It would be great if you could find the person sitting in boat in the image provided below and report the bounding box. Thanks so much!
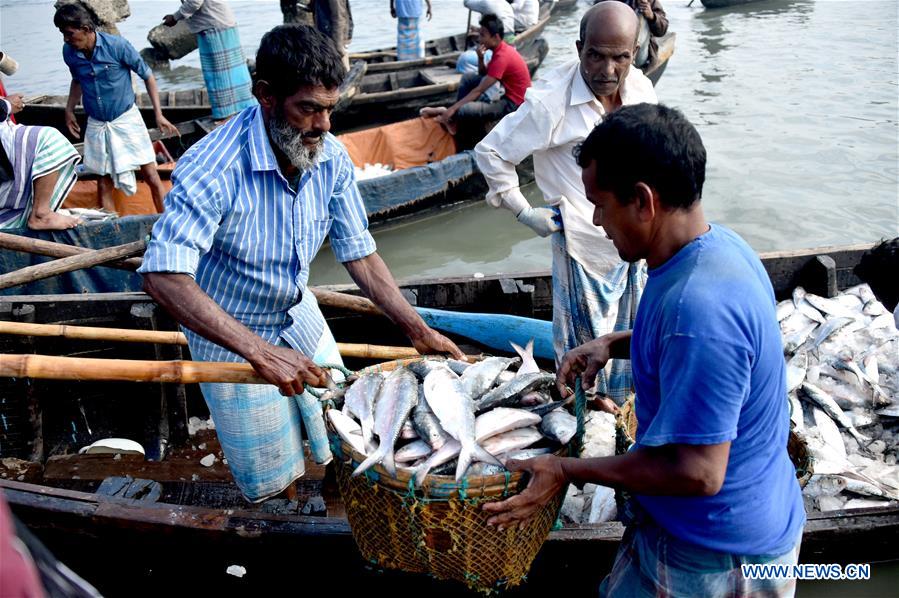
[161,0,257,122]
[0,92,83,230]
[464,0,516,41]
[602,0,669,68]
[474,1,656,404]
[432,15,531,137]
[138,24,462,504]
[484,103,806,598]
[54,3,178,214]
[390,0,433,61]
[510,0,539,33]
[854,237,899,327]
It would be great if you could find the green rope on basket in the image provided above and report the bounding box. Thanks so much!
[502,470,512,497]
[304,362,356,399]
[458,476,470,502]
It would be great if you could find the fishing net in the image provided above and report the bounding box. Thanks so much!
[325,358,578,594]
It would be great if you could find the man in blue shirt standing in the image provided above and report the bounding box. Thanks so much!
[138,24,462,503]
[55,3,178,214]
[484,104,806,597]
[390,0,432,61]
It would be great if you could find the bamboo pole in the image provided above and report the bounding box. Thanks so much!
[0,239,147,291]
[0,232,144,271]
[0,320,420,359]
[309,287,383,316]
[0,354,268,384]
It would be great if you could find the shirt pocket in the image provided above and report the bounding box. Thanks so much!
[301,216,333,267]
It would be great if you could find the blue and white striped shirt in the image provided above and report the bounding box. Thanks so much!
[139,105,376,362]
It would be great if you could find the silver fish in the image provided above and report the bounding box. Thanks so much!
[802,474,848,498]
[785,352,808,393]
[395,439,433,464]
[783,321,818,354]
[832,353,890,407]
[400,418,419,440]
[352,367,419,478]
[776,299,795,322]
[474,407,542,443]
[510,339,540,375]
[792,287,827,324]
[423,365,502,480]
[412,439,462,486]
[343,372,383,451]
[477,372,556,412]
[412,387,451,450]
[788,392,804,431]
[460,356,520,400]
[806,316,854,352]
[862,300,886,317]
[499,447,554,463]
[465,462,508,477]
[875,405,899,418]
[540,409,578,445]
[482,427,544,455]
[327,409,366,456]
[844,410,876,429]
[806,405,846,461]
[869,313,896,330]
[446,359,473,375]
[525,399,569,418]
[845,284,876,304]
[408,359,446,380]
[804,293,860,319]
[800,382,870,448]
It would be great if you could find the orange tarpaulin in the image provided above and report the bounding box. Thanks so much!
[338,117,456,171]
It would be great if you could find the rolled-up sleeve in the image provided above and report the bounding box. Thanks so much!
[327,152,376,263]
[175,0,206,20]
[118,38,152,80]
[138,157,223,276]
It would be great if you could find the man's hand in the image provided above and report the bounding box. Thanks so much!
[556,338,611,397]
[475,43,488,59]
[637,0,654,20]
[516,206,562,237]
[4,94,24,114]
[482,456,567,529]
[156,114,179,137]
[409,327,465,360]
[435,105,457,124]
[163,14,177,27]
[247,342,330,397]
[64,109,81,138]
[426,2,432,20]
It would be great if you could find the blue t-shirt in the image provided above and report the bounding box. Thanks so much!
[395,0,424,18]
[63,31,151,122]
[631,224,805,556]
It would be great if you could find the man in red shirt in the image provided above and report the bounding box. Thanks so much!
[436,14,531,130]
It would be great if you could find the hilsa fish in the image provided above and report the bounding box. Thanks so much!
[352,367,419,478]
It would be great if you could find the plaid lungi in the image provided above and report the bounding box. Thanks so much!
[396,16,424,61]
[0,121,80,229]
[552,229,646,403]
[600,500,801,597]
[198,324,344,503]
[197,27,257,120]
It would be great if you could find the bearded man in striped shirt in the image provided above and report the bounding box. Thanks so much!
[139,24,462,503]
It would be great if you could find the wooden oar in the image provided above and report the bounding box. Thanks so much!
[0,232,143,271]
[0,320,420,360]
[0,239,147,291]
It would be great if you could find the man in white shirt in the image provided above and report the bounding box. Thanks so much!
[464,0,516,40]
[511,0,539,32]
[474,0,656,404]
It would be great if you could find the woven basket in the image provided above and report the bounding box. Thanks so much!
[613,396,813,487]
[326,358,568,593]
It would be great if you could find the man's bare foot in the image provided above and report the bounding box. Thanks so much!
[28,211,82,230]
[419,106,446,119]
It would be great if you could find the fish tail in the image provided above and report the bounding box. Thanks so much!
[383,449,397,479]
[412,460,433,488]
[455,447,474,481]
[352,444,385,477]
[472,442,503,467]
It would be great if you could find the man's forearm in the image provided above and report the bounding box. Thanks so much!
[604,330,632,360]
[143,273,266,362]
[144,75,164,119]
[343,253,428,338]
[65,80,81,112]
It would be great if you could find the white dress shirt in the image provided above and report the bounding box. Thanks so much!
[511,0,540,31]
[474,60,657,278]
[174,0,237,34]
[463,0,516,36]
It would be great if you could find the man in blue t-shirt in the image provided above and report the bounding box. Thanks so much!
[484,104,805,597]
[390,0,432,61]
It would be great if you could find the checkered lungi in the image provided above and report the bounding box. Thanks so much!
[198,325,344,503]
[600,500,801,597]
[0,121,80,228]
[552,229,646,403]
[396,16,424,61]
[197,26,257,119]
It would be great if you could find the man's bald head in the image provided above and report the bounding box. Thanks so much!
[579,1,639,46]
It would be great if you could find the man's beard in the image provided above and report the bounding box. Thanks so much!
[268,108,324,172]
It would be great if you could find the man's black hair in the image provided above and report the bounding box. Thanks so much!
[574,103,706,210]
[255,24,346,99]
[854,238,899,311]
[480,14,505,39]
[54,3,96,31]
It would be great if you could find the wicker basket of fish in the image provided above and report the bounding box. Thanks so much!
[614,397,813,488]
[323,348,578,593]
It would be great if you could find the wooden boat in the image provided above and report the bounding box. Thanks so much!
[552,0,580,11]
[15,60,368,136]
[350,0,553,74]
[0,243,896,595]
[336,36,550,132]
[701,0,769,7]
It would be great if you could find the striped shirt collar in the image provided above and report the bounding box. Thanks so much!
[247,105,339,173]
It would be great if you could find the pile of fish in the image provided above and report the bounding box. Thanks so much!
[354,162,394,181]
[780,285,899,511]
[326,342,579,487]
